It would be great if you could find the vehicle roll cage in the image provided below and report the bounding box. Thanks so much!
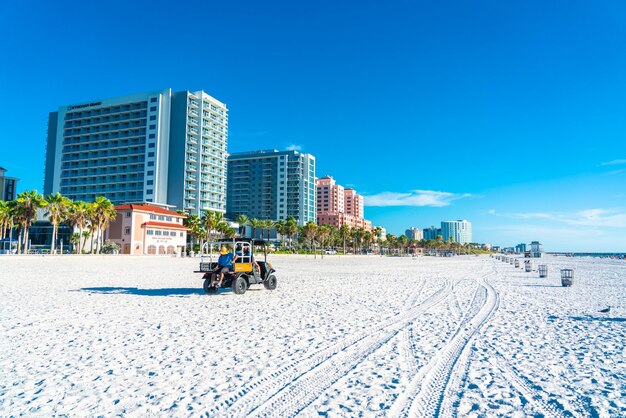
[201,238,269,265]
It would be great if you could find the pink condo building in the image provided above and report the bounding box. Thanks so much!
[107,203,189,255]
[316,176,373,231]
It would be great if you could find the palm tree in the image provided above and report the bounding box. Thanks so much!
[14,190,47,254]
[385,234,397,255]
[0,200,13,240]
[301,221,318,257]
[285,216,298,251]
[200,211,217,254]
[317,224,331,258]
[373,226,382,253]
[183,214,201,253]
[249,218,261,240]
[44,192,70,254]
[352,227,365,254]
[70,232,81,252]
[236,214,249,237]
[260,219,274,241]
[213,211,225,227]
[398,235,409,255]
[363,231,373,252]
[92,196,116,254]
[67,201,88,254]
[86,202,99,254]
[326,224,338,251]
[220,223,236,239]
[339,224,350,255]
[214,220,229,239]
[434,240,445,256]
[274,220,286,248]
[63,203,77,253]
[81,230,91,252]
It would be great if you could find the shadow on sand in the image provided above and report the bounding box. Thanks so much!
[571,316,626,323]
[79,287,208,297]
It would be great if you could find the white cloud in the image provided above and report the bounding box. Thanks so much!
[607,168,626,175]
[510,212,553,220]
[566,209,626,227]
[601,159,626,166]
[286,144,302,151]
[482,224,605,237]
[363,190,471,207]
[502,208,626,228]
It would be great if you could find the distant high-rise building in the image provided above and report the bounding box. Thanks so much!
[405,227,423,240]
[316,176,373,230]
[515,243,527,253]
[44,88,228,215]
[344,188,364,219]
[316,176,344,215]
[0,167,18,201]
[423,226,442,241]
[227,150,316,225]
[441,220,472,244]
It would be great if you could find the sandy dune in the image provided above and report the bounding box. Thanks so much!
[0,254,624,417]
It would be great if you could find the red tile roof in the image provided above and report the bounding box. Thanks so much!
[142,221,189,230]
[115,204,186,217]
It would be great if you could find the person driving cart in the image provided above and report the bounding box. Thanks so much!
[236,245,260,275]
[211,246,238,288]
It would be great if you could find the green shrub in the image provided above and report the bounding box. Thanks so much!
[101,240,121,254]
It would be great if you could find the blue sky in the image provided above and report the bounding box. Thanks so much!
[1,0,625,252]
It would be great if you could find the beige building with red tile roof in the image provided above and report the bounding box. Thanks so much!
[107,203,188,255]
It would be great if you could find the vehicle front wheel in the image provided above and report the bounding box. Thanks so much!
[232,275,248,295]
[203,278,217,293]
[264,274,277,290]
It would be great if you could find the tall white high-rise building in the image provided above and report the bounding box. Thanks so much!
[441,220,472,244]
[405,227,423,240]
[44,88,228,215]
[169,90,228,214]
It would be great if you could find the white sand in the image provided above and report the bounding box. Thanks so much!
[0,254,624,417]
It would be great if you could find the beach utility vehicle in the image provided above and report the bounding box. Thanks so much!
[195,238,277,295]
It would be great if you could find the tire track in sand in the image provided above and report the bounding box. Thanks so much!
[389,271,499,418]
[478,340,588,417]
[398,277,467,384]
[213,278,453,417]
[486,259,588,417]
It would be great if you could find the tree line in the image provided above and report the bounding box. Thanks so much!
[0,191,116,254]
[0,191,484,257]
[209,216,385,258]
[203,215,483,257]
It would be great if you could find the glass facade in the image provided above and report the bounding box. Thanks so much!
[59,101,148,204]
[45,88,228,213]
[441,220,473,244]
[182,93,228,214]
[227,150,316,225]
